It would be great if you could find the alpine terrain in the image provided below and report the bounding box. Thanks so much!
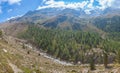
[0,0,120,73]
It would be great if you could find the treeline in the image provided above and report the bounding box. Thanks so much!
[20,25,120,70]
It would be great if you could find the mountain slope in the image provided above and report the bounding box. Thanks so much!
[0,8,119,41]
[93,15,120,32]
[0,7,120,73]
[0,30,120,73]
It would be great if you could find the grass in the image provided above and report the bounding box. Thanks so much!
[0,38,120,73]
[0,47,14,73]
[22,67,32,73]
[0,62,14,73]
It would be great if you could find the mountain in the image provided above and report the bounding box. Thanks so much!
[7,7,120,23]
[0,7,120,37]
[0,6,120,73]
[93,15,120,32]
[0,31,120,73]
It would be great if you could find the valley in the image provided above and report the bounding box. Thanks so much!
[0,6,120,73]
[0,31,120,73]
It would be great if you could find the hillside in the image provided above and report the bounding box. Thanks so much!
[92,15,120,41]
[0,28,120,73]
[1,8,119,37]
[0,7,120,73]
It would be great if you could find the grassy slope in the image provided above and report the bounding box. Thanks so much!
[0,35,120,73]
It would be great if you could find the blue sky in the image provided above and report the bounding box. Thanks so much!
[0,0,119,22]
[0,0,42,22]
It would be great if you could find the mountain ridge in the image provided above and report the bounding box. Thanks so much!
[0,7,120,37]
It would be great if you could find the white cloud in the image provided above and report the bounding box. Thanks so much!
[37,0,88,10]
[37,0,120,14]
[87,0,94,9]
[6,15,22,21]
[96,0,114,10]
[0,0,21,5]
[7,0,21,5]
[0,0,21,14]
[84,0,95,14]
[37,0,94,14]
[84,10,91,14]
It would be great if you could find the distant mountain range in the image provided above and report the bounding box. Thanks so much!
[7,7,120,22]
[0,7,120,36]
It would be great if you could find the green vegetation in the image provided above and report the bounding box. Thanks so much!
[93,16,120,41]
[93,16,120,33]
[20,26,102,62]
[20,25,120,70]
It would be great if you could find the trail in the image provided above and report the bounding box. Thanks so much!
[1,35,73,66]
[25,44,73,66]
[39,51,72,66]
[0,34,120,73]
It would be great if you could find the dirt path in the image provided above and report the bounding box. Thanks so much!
[1,35,120,73]
[25,44,73,66]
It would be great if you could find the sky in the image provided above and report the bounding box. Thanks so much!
[0,0,120,22]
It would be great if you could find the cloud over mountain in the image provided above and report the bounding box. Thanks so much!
[37,0,119,14]
[38,0,88,9]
